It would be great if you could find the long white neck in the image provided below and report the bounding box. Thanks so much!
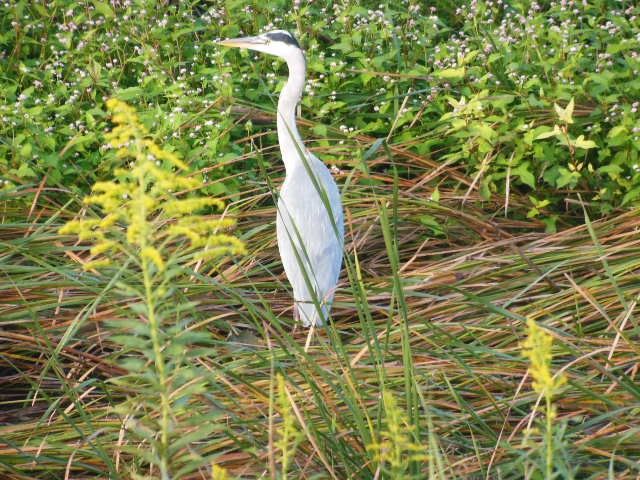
[277,52,308,173]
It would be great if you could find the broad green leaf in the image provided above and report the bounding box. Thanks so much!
[554,98,574,124]
[16,163,37,178]
[608,125,627,138]
[513,161,535,188]
[363,138,385,161]
[598,164,622,179]
[573,135,597,150]
[556,167,580,188]
[92,1,114,18]
[20,143,32,158]
[116,87,144,100]
[434,67,465,80]
[535,125,561,140]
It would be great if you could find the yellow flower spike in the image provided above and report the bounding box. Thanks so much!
[366,391,428,475]
[163,198,225,216]
[204,233,246,252]
[211,464,231,480]
[83,259,112,271]
[92,181,118,193]
[78,229,105,242]
[141,246,165,272]
[197,235,247,259]
[60,99,243,300]
[99,213,120,229]
[168,225,203,246]
[127,223,147,246]
[91,241,117,256]
[161,150,189,171]
[521,319,566,397]
[194,218,237,234]
[177,177,202,191]
[64,219,100,239]
[521,319,567,478]
[59,220,82,235]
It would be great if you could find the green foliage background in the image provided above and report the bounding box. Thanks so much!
[2,0,640,221]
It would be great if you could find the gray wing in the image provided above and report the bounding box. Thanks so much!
[276,157,343,304]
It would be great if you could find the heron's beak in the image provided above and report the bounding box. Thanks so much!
[218,36,266,49]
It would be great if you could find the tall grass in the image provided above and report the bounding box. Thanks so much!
[2,104,640,477]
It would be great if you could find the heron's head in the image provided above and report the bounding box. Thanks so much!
[218,30,302,61]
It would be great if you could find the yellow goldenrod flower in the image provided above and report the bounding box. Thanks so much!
[163,197,225,215]
[99,213,120,229]
[275,374,303,479]
[521,318,566,398]
[59,220,82,235]
[199,234,247,257]
[90,241,117,256]
[211,464,231,480]
[522,318,567,478]
[58,99,246,480]
[167,225,203,246]
[141,246,165,272]
[60,99,244,276]
[77,229,105,243]
[83,259,112,271]
[367,391,428,478]
[177,217,236,235]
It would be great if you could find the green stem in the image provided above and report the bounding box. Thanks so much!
[282,425,288,480]
[545,395,553,480]
[136,146,171,479]
[143,259,171,479]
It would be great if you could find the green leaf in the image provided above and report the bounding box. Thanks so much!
[312,124,327,137]
[16,163,36,178]
[554,98,574,124]
[116,87,144,100]
[363,138,385,161]
[556,167,580,188]
[513,161,535,188]
[461,50,479,65]
[20,143,32,158]
[434,67,465,80]
[534,125,561,140]
[92,1,115,18]
[111,335,150,349]
[573,135,597,150]
[607,125,627,138]
[598,164,622,180]
[622,186,640,205]
[470,122,497,142]
[419,215,444,236]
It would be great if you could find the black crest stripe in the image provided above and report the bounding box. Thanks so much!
[265,31,300,48]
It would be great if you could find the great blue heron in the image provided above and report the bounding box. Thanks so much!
[220,30,344,327]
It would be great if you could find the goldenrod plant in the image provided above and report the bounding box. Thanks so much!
[60,99,245,270]
[60,99,245,479]
[522,319,567,479]
[211,464,234,480]
[275,374,304,480]
[367,391,428,479]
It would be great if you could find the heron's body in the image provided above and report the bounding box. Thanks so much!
[221,30,344,326]
[277,155,343,326]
